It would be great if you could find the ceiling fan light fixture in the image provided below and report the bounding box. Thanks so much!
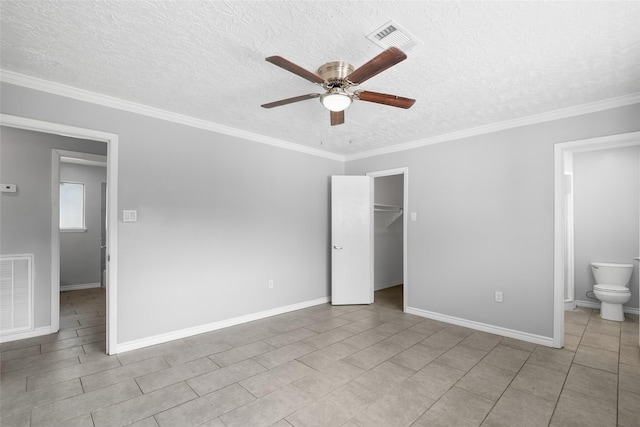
[320,89,352,112]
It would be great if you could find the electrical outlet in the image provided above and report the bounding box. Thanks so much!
[494,291,503,303]
[268,280,274,289]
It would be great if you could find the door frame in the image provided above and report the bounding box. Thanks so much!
[553,131,640,348]
[367,167,409,312]
[1,114,119,355]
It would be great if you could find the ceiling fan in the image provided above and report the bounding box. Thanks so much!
[261,47,416,126]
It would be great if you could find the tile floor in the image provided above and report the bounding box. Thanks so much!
[1,286,639,427]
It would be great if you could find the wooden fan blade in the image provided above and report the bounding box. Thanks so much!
[265,56,325,84]
[356,91,416,109]
[347,47,407,85]
[261,93,321,109]
[330,110,345,126]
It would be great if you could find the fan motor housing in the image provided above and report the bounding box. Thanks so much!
[317,61,355,80]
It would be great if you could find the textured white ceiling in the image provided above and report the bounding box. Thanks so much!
[2,1,639,155]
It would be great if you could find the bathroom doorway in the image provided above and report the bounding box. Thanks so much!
[554,131,640,347]
[367,168,408,312]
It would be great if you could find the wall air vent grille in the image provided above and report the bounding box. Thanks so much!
[0,255,33,335]
[366,21,420,51]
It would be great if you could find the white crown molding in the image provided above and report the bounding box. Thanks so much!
[0,70,345,162]
[3,70,638,164]
[346,92,640,162]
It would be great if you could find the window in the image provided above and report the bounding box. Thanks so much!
[60,182,85,231]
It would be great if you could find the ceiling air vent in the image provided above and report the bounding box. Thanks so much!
[366,21,420,51]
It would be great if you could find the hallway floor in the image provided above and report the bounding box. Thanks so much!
[1,286,639,426]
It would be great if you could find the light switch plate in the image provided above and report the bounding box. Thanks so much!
[122,210,137,222]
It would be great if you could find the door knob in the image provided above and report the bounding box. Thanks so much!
[333,245,343,250]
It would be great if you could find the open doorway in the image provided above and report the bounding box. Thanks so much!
[368,168,408,312]
[554,131,640,348]
[1,114,119,354]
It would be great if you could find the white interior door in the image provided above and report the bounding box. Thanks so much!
[331,175,374,305]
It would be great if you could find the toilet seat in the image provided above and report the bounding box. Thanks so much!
[594,284,630,293]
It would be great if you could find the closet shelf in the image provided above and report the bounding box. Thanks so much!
[374,204,403,227]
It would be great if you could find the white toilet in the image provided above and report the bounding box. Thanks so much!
[591,262,633,321]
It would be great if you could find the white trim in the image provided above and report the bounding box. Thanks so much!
[347,93,640,161]
[554,131,640,349]
[0,326,53,343]
[367,168,409,313]
[1,114,119,356]
[60,283,101,291]
[3,70,638,163]
[406,306,554,347]
[0,70,343,162]
[575,299,640,316]
[117,296,330,354]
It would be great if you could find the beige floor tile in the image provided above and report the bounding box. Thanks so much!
[135,357,219,393]
[481,344,531,373]
[483,387,555,427]
[618,389,640,427]
[527,346,574,374]
[579,331,620,352]
[187,359,266,396]
[619,363,640,394]
[585,318,621,336]
[263,328,318,348]
[421,329,467,350]
[459,331,503,352]
[292,360,364,399]
[563,334,581,352]
[209,340,276,367]
[1,345,85,374]
[455,361,516,401]
[297,342,359,370]
[564,321,586,337]
[0,378,83,419]
[389,342,445,371]
[550,388,616,427]
[92,382,197,427]
[27,356,121,390]
[414,387,494,427]
[573,344,619,373]
[342,340,406,370]
[252,341,315,369]
[341,328,389,350]
[302,328,354,350]
[350,385,435,427]
[240,360,314,398]
[401,360,466,401]
[220,384,312,427]
[509,363,566,402]
[154,384,254,427]
[435,343,487,371]
[563,364,618,405]
[81,356,169,392]
[31,380,142,426]
[620,343,640,367]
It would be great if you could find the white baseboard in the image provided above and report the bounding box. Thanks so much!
[0,326,53,343]
[374,281,403,291]
[405,306,554,347]
[116,296,331,354]
[575,299,640,315]
[60,282,101,291]
[564,299,576,311]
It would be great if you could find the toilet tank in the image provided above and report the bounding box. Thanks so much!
[590,262,633,287]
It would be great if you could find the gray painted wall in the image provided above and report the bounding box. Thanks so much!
[1,82,344,344]
[60,162,107,288]
[374,175,403,289]
[346,104,640,339]
[574,145,639,309]
[0,127,107,328]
